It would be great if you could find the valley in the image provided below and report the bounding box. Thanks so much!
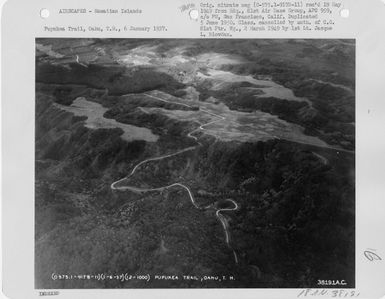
[35,38,355,289]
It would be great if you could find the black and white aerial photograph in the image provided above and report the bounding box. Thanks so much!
[35,38,355,289]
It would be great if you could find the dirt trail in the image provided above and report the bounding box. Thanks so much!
[111,93,240,264]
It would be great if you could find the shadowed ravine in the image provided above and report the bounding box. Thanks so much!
[34,38,356,288]
[110,93,240,264]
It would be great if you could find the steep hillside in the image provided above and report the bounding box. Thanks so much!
[35,38,355,288]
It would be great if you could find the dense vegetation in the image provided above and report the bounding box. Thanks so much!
[35,96,354,287]
[36,61,186,97]
[35,38,355,289]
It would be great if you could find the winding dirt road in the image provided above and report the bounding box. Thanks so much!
[216,199,239,263]
[312,152,329,165]
[75,55,88,68]
[110,92,240,264]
